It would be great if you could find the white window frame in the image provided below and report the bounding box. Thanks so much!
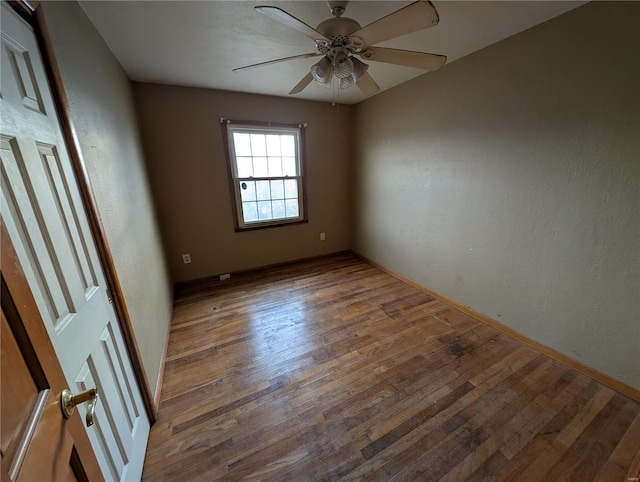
[221,119,308,231]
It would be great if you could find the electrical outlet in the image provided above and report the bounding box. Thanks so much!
[182,253,191,264]
[320,232,326,241]
[219,273,231,281]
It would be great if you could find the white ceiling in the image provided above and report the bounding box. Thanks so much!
[79,1,587,105]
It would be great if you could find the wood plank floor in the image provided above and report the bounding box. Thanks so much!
[141,254,640,481]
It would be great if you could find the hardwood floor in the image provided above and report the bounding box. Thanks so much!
[141,254,640,481]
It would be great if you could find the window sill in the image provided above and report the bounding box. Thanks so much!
[234,218,308,232]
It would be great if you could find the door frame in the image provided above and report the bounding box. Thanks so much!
[1,217,105,482]
[6,0,157,423]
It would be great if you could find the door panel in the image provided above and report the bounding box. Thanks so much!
[0,310,40,472]
[0,3,149,480]
[13,389,73,482]
[1,289,74,482]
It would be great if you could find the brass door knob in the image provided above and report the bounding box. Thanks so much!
[61,387,99,427]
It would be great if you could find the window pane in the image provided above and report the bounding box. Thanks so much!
[281,135,295,157]
[256,180,271,201]
[253,157,268,177]
[233,133,252,156]
[250,134,267,156]
[240,181,256,202]
[284,179,298,199]
[272,200,285,219]
[270,179,284,199]
[285,199,299,218]
[257,201,272,220]
[266,135,281,156]
[282,157,296,176]
[227,124,304,229]
[268,157,283,177]
[242,202,258,223]
[236,157,253,178]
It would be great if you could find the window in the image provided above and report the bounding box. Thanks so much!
[222,119,308,230]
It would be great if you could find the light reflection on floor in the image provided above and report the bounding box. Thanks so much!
[247,295,311,375]
[245,296,313,424]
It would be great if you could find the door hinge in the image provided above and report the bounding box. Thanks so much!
[106,287,113,304]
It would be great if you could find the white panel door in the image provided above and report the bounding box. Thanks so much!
[0,4,149,481]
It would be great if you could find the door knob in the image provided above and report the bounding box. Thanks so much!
[61,387,99,427]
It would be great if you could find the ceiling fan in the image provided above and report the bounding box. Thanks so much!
[233,0,447,97]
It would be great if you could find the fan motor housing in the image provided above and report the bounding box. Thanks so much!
[316,17,361,47]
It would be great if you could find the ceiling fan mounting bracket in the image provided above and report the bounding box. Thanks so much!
[326,1,349,18]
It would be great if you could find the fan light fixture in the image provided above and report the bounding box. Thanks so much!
[311,56,333,88]
[310,51,368,90]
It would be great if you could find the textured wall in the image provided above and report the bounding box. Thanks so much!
[133,83,355,283]
[354,2,640,389]
[41,2,173,394]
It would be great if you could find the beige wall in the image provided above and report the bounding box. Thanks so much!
[41,2,173,394]
[43,1,637,394]
[132,83,355,283]
[354,2,640,389]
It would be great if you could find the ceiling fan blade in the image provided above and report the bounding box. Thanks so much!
[350,0,439,47]
[256,6,329,42]
[356,72,380,97]
[365,47,446,71]
[289,72,314,95]
[233,53,322,73]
